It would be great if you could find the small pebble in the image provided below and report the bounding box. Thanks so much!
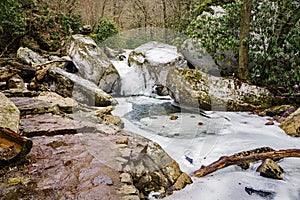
[265,121,274,125]
[170,116,178,120]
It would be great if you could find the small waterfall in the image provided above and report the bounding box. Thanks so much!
[112,50,168,97]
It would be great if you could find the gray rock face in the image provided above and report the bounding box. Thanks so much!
[166,68,274,111]
[127,41,186,94]
[17,47,47,65]
[50,67,116,107]
[63,34,120,93]
[117,134,193,198]
[28,65,116,107]
[178,39,220,76]
[10,92,77,115]
[0,92,20,133]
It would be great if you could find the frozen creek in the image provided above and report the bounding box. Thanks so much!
[110,47,300,199]
[112,96,300,200]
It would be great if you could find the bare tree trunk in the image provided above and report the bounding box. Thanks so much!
[101,0,107,18]
[237,0,252,80]
[162,0,169,43]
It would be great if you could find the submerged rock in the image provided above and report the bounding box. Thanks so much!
[62,34,120,93]
[280,108,300,137]
[245,187,275,199]
[166,68,274,111]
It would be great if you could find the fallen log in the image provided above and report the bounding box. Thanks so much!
[0,127,32,168]
[193,148,300,178]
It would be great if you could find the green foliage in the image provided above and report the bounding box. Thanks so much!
[0,0,27,38]
[92,18,119,44]
[187,3,241,61]
[188,0,300,95]
[58,13,82,35]
[249,0,300,94]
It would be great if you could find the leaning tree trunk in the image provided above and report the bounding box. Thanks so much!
[237,0,252,80]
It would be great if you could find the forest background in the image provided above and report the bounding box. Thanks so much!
[0,0,299,99]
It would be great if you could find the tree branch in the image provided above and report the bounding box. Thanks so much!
[33,59,69,68]
[193,148,300,178]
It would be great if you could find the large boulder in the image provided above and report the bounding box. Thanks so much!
[178,39,220,76]
[85,131,193,198]
[30,66,116,107]
[166,68,274,111]
[62,34,120,93]
[126,41,186,94]
[17,47,47,65]
[280,108,300,137]
[0,92,20,133]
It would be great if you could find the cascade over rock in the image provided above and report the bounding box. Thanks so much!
[62,34,120,93]
[166,68,274,111]
[125,41,186,95]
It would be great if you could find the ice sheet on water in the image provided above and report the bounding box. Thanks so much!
[112,96,300,200]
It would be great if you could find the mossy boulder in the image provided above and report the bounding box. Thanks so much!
[0,92,20,133]
[280,108,300,137]
[166,68,274,111]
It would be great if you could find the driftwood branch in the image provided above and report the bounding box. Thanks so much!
[193,148,300,178]
[0,127,33,168]
[33,59,69,68]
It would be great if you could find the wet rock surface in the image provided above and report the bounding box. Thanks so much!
[0,134,124,199]
[0,129,192,199]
